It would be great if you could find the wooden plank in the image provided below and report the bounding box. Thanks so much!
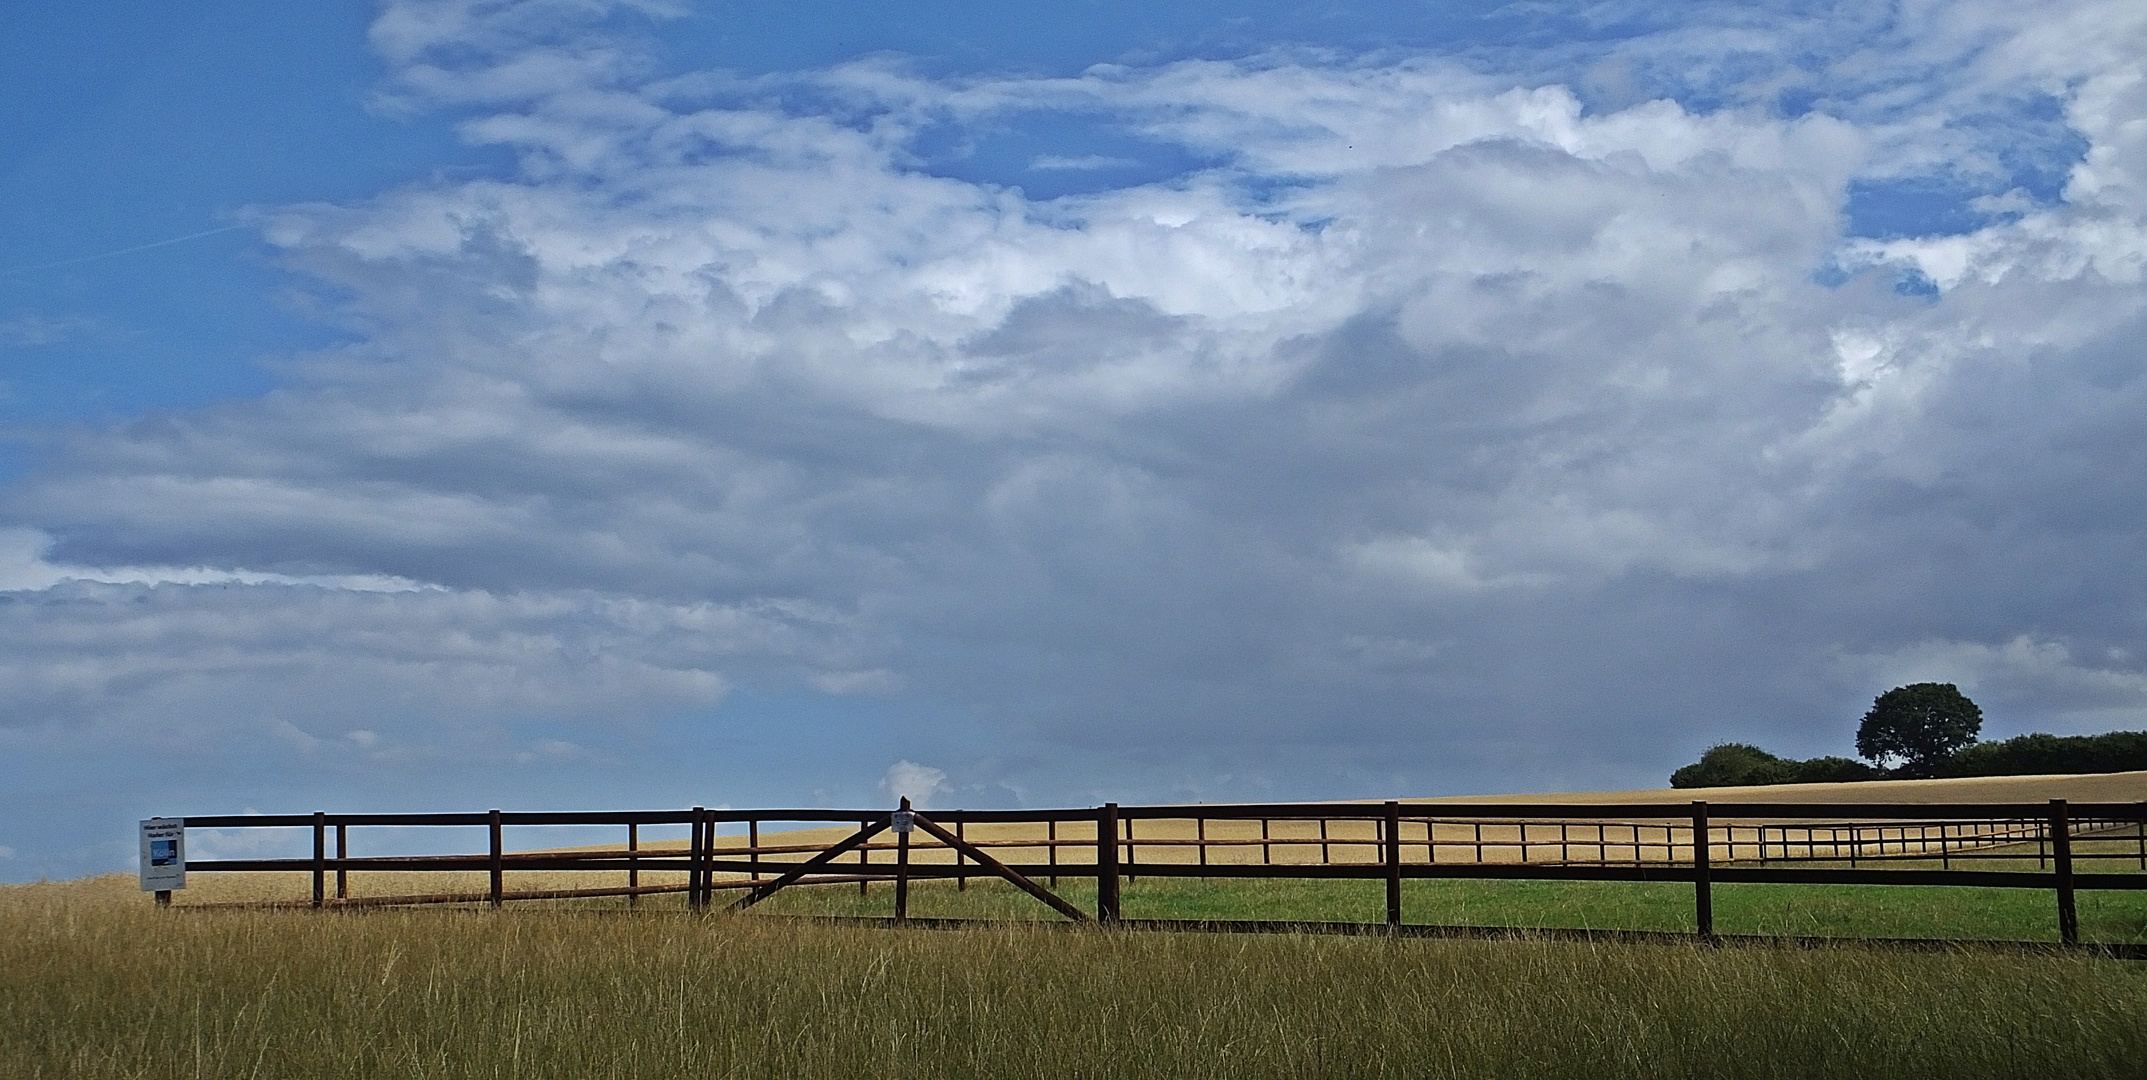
[1384,801,1401,927]
[1123,815,1133,884]
[894,801,911,925]
[2053,799,2078,946]
[688,808,705,910]
[728,819,889,912]
[488,809,503,907]
[704,808,719,908]
[312,812,326,909]
[1097,804,1121,924]
[169,800,2147,832]
[1692,801,1713,941]
[907,813,1090,923]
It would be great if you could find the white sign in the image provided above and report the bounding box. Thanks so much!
[139,818,186,891]
[890,809,915,834]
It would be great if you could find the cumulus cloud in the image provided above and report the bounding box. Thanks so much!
[6,0,2147,879]
[881,760,948,805]
[1029,155,1141,172]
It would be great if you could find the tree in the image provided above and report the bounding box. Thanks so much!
[1671,743,1792,788]
[1670,744,1884,788]
[1856,683,1983,775]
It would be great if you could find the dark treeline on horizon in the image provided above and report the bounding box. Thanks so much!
[1671,683,2147,787]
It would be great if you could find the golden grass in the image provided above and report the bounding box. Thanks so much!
[5,879,2146,1080]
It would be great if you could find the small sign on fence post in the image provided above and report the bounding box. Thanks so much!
[892,798,914,924]
[139,818,185,903]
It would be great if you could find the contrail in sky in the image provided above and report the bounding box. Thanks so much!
[3,226,242,276]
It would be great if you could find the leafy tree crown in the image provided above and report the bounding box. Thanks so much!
[1856,683,1983,773]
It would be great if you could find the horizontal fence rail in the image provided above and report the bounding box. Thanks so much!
[159,799,2147,948]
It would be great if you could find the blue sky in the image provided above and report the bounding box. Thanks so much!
[3,0,2145,879]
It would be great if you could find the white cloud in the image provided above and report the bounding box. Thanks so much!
[0,528,438,593]
[513,738,584,764]
[1028,155,1139,171]
[1840,637,2147,734]
[0,315,95,349]
[0,581,874,737]
[812,669,903,695]
[881,760,947,805]
[6,0,2147,879]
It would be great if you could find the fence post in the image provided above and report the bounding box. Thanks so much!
[488,809,504,907]
[1384,801,1402,927]
[1097,803,1121,924]
[704,808,719,908]
[861,816,872,897]
[2052,799,2078,946]
[312,812,326,909]
[956,813,967,891]
[750,818,761,881]
[1123,815,1135,884]
[335,823,348,900]
[1691,801,1714,941]
[895,797,912,925]
[627,823,639,907]
[687,807,705,911]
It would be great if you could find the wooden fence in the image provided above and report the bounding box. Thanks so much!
[169,798,2147,947]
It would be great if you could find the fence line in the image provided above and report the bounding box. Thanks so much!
[166,799,2147,946]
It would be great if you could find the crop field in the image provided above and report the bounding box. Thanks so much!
[15,774,2144,1077]
[7,875,2147,1080]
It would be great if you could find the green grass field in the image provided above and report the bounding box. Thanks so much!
[743,864,2147,945]
[8,878,2147,1080]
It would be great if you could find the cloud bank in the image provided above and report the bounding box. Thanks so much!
[5,0,2147,876]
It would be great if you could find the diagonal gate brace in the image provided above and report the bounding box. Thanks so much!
[728,819,889,912]
[909,813,1092,923]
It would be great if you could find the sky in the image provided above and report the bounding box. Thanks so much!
[3,0,2146,880]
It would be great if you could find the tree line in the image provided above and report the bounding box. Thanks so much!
[1670,682,2147,788]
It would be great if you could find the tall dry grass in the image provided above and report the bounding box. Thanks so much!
[6,875,2145,1079]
